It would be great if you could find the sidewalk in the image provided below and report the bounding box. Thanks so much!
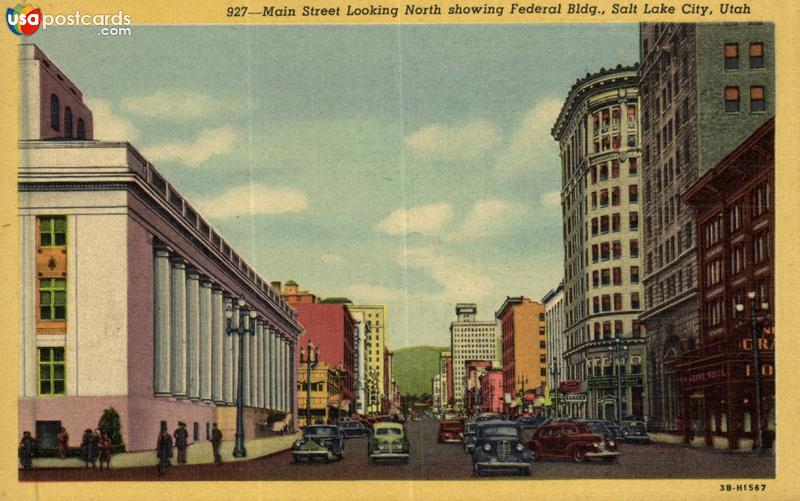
[31,433,300,469]
[649,432,761,453]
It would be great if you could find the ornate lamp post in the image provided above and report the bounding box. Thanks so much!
[551,357,562,419]
[608,337,628,426]
[299,340,319,427]
[225,298,257,458]
[735,291,770,454]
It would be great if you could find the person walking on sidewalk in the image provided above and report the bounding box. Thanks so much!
[18,431,36,469]
[173,422,188,464]
[156,429,173,476]
[98,431,112,470]
[211,423,223,464]
[56,427,69,459]
[80,429,98,469]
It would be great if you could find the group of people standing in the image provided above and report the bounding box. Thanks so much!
[157,422,224,476]
[18,426,112,469]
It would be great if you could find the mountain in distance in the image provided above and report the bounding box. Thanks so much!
[392,345,448,397]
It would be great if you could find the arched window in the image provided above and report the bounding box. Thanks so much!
[64,107,73,138]
[50,94,59,131]
[77,118,85,140]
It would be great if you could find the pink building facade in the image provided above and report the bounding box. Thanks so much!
[480,369,504,414]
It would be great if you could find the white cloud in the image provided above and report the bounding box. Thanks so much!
[539,191,562,209]
[321,253,345,264]
[395,245,494,303]
[143,125,237,166]
[196,183,308,220]
[405,119,501,161]
[446,199,528,242]
[494,97,563,176]
[120,91,240,120]
[84,98,140,142]
[377,203,454,236]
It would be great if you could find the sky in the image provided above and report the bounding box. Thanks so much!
[32,24,639,349]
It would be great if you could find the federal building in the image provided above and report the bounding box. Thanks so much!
[18,44,302,451]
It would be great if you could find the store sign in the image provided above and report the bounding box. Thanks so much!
[559,380,581,394]
[562,393,587,403]
[679,367,726,386]
[587,376,644,390]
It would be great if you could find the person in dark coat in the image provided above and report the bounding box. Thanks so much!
[211,423,223,464]
[173,422,188,464]
[156,430,173,476]
[80,429,98,469]
[98,431,112,470]
[19,431,36,469]
[56,427,69,459]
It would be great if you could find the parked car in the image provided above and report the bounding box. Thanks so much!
[577,420,614,440]
[472,420,533,476]
[292,425,344,463]
[527,422,619,463]
[339,421,370,438]
[463,422,478,453]
[368,422,410,463]
[621,421,650,444]
[600,420,626,441]
[515,415,543,429]
[438,420,464,443]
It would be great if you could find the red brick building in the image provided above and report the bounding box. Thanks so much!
[480,369,503,414]
[677,118,774,450]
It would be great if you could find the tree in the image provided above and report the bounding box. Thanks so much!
[98,407,125,452]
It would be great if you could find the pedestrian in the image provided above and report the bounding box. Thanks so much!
[173,421,188,464]
[211,423,223,464]
[156,429,173,476]
[18,431,36,469]
[56,426,69,460]
[80,428,98,469]
[98,431,112,470]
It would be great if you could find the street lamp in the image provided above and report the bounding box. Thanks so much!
[608,337,628,426]
[225,298,257,458]
[551,357,562,419]
[299,340,319,427]
[735,291,770,453]
[516,373,528,415]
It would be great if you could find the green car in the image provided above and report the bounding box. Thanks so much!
[368,422,410,463]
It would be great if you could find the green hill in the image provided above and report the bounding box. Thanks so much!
[392,345,448,397]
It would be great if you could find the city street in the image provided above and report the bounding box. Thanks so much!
[20,418,774,481]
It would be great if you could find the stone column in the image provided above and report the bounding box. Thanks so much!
[153,249,172,395]
[186,269,200,400]
[199,279,213,401]
[249,319,258,407]
[211,286,224,403]
[282,338,288,412]
[231,302,240,405]
[242,312,251,407]
[256,320,264,408]
[170,258,187,397]
[269,328,276,410]
[222,296,234,405]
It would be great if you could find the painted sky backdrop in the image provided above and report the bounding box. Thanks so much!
[32,24,638,349]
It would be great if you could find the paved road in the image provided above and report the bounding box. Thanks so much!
[20,418,774,481]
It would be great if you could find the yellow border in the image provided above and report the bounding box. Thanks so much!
[2,1,799,499]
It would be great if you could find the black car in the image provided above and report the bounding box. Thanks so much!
[472,420,533,476]
[292,425,345,462]
[578,420,614,440]
[339,421,369,438]
[515,415,544,429]
[621,421,651,444]
[599,420,626,441]
[463,422,478,454]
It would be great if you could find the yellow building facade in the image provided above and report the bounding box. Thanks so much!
[347,304,387,413]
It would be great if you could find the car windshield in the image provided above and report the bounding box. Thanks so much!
[481,426,518,438]
[305,427,336,437]
[627,423,647,433]
[441,423,462,430]
[375,428,403,436]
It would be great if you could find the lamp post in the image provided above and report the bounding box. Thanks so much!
[516,373,528,416]
[299,340,319,427]
[225,298,257,458]
[608,337,628,426]
[551,357,562,419]
[335,364,344,423]
[735,291,770,454]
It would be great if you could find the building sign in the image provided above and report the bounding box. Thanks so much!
[562,393,587,403]
[679,367,727,387]
[586,376,643,390]
[559,380,581,394]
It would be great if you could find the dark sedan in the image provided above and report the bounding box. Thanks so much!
[339,421,369,438]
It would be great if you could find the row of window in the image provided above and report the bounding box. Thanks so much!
[590,212,639,236]
[724,42,766,70]
[49,94,86,139]
[592,292,641,313]
[590,185,639,208]
[645,267,694,310]
[590,239,640,262]
[724,86,766,113]
[591,266,640,288]
[590,158,639,184]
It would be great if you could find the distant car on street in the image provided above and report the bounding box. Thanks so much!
[527,422,619,463]
[577,420,614,440]
[621,421,651,444]
[339,421,370,438]
[463,422,478,453]
[292,425,344,463]
[515,415,544,429]
[471,420,533,476]
[368,422,410,463]
[438,420,464,443]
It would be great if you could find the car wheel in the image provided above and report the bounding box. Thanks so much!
[474,464,484,477]
[293,455,301,464]
[572,448,586,463]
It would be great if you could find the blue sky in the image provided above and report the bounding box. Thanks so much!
[32,24,639,349]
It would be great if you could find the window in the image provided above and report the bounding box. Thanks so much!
[630,239,639,258]
[611,187,620,206]
[613,293,623,311]
[611,160,619,179]
[600,215,609,234]
[600,163,608,181]
[540,368,547,376]
[614,320,623,336]
[629,212,639,231]
[632,320,642,338]
[602,295,611,312]
[612,241,621,259]
[631,266,640,284]
[753,232,770,264]
[602,321,612,339]
[77,119,86,140]
[592,270,599,288]
[600,189,609,207]
[539,341,546,349]
[705,259,722,286]
[591,192,598,209]
[593,322,601,340]
[750,86,765,112]
[629,158,638,176]
[631,292,641,309]
[749,42,764,69]
[724,43,739,70]
[39,216,67,247]
[752,181,771,217]
[729,203,742,232]
[64,107,73,138]
[40,278,66,321]
[601,269,610,286]
[591,218,598,236]
[593,297,600,313]
[628,185,639,203]
[707,298,723,327]
[612,213,620,232]
[38,347,65,396]
[591,165,597,184]
[725,87,740,112]
[613,267,622,286]
[592,244,599,263]
[50,94,60,131]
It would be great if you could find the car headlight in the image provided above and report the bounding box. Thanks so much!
[609,440,616,447]
[623,430,629,435]
[592,442,600,448]
[483,443,491,452]
[516,443,524,452]
[293,440,303,448]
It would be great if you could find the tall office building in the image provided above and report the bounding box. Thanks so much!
[638,23,774,431]
[449,304,498,409]
[496,297,547,409]
[542,283,565,393]
[347,304,388,413]
[552,64,647,420]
